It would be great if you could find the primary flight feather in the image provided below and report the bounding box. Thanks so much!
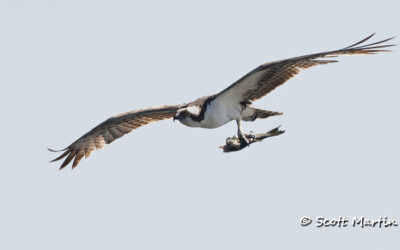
[49,33,395,169]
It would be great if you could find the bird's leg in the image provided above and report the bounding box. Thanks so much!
[236,119,250,145]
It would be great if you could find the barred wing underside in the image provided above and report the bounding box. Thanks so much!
[216,34,395,104]
[49,105,181,169]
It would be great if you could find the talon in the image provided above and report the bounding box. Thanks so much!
[247,132,256,139]
[243,132,256,143]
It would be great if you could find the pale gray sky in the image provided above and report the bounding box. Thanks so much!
[1,0,399,249]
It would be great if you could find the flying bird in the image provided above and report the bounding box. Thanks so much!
[49,34,395,169]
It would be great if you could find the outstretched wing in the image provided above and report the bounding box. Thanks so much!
[49,104,181,170]
[216,33,395,103]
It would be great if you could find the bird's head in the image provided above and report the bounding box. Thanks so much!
[173,109,190,122]
[173,106,201,127]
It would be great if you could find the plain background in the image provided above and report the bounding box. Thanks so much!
[1,0,399,249]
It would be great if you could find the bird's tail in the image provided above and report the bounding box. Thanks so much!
[242,107,283,121]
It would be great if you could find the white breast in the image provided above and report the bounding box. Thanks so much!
[178,97,243,129]
[199,98,242,129]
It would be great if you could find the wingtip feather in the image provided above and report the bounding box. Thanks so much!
[49,149,71,163]
[342,33,376,49]
[47,147,68,152]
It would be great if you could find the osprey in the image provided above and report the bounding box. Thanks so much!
[49,34,395,169]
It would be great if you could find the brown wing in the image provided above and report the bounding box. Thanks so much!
[216,33,395,103]
[49,104,181,170]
